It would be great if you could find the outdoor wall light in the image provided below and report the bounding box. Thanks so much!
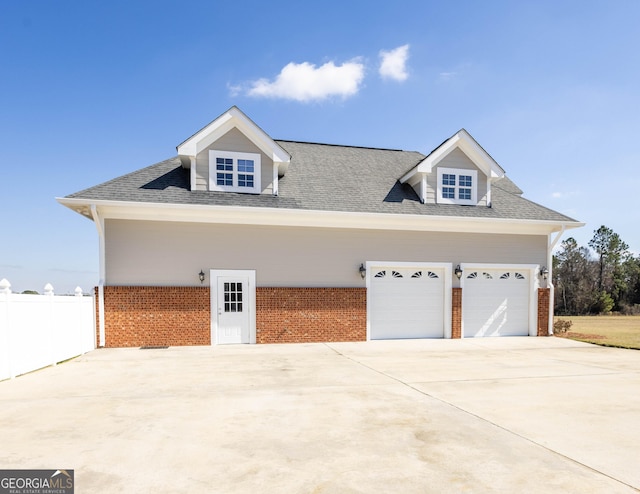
[199,270,205,284]
[539,266,549,280]
[454,265,463,279]
[359,263,366,279]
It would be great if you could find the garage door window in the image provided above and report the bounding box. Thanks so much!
[499,272,526,280]
[467,272,493,279]
[374,270,407,278]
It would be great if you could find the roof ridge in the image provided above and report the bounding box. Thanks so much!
[275,139,415,153]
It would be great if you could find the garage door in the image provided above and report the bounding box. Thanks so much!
[463,269,530,337]
[369,266,445,339]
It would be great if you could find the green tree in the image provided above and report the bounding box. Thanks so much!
[553,237,597,315]
[588,226,630,312]
[619,254,640,313]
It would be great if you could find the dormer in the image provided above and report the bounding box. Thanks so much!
[400,129,505,206]
[177,106,291,195]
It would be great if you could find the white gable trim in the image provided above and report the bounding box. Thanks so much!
[177,106,291,164]
[401,129,504,184]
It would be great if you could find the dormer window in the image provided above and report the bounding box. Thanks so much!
[209,150,261,194]
[437,167,477,205]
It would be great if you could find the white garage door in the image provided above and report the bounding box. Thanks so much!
[463,269,530,337]
[369,266,445,339]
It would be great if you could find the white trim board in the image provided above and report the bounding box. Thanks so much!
[57,197,584,236]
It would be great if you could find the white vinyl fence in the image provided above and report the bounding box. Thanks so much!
[0,279,95,380]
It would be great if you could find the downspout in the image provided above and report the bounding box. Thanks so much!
[90,205,106,347]
[547,225,566,335]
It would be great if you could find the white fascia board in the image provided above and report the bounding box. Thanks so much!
[57,197,585,236]
[177,107,291,164]
[231,108,291,163]
[418,134,462,174]
[176,113,233,156]
[408,130,504,180]
[400,165,421,184]
[456,131,504,178]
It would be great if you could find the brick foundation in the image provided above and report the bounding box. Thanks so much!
[256,287,366,344]
[451,288,462,339]
[99,286,211,347]
[95,285,366,347]
[537,287,550,336]
[94,285,545,347]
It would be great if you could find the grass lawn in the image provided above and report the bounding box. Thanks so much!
[554,315,640,350]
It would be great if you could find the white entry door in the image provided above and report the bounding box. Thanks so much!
[211,270,256,345]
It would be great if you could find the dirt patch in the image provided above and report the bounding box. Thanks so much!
[565,332,606,340]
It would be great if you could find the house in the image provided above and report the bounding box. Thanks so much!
[58,107,583,347]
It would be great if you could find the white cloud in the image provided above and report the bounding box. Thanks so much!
[378,44,410,82]
[246,59,365,102]
[438,71,457,81]
[552,191,563,198]
[227,83,242,98]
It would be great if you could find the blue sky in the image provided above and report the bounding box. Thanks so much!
[1,1,639,293]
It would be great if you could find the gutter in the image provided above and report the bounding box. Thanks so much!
[57,197,585,236]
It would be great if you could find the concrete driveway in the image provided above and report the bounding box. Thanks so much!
[1,337,639,493]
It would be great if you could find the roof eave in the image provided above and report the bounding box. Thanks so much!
[56,197,584,235]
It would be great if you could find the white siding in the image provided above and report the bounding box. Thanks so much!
[104,220,547,287]
[195,127,274,194]
[426,148,488,206]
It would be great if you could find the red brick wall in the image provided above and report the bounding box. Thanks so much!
[256,287,366,344]
[452,288,462,339]
[101,286,210,347]
[96,286,365,347]
[95,284,543,346]
[537,288,550,336]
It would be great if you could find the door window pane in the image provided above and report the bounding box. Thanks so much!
[223,282,244,312]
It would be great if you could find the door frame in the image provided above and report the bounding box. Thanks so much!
[365,261,452,341]
[210,269,256,345]
[459,263,540,338]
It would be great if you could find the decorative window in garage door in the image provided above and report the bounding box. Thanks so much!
[466,272,493,280]
[374,270,412,279]
[411,271,439,279]
[375,269,442,280]
[499,272,527,280]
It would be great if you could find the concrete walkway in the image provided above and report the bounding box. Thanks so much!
[1,337,639,493]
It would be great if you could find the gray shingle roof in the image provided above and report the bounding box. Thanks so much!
[65,140,578,223]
